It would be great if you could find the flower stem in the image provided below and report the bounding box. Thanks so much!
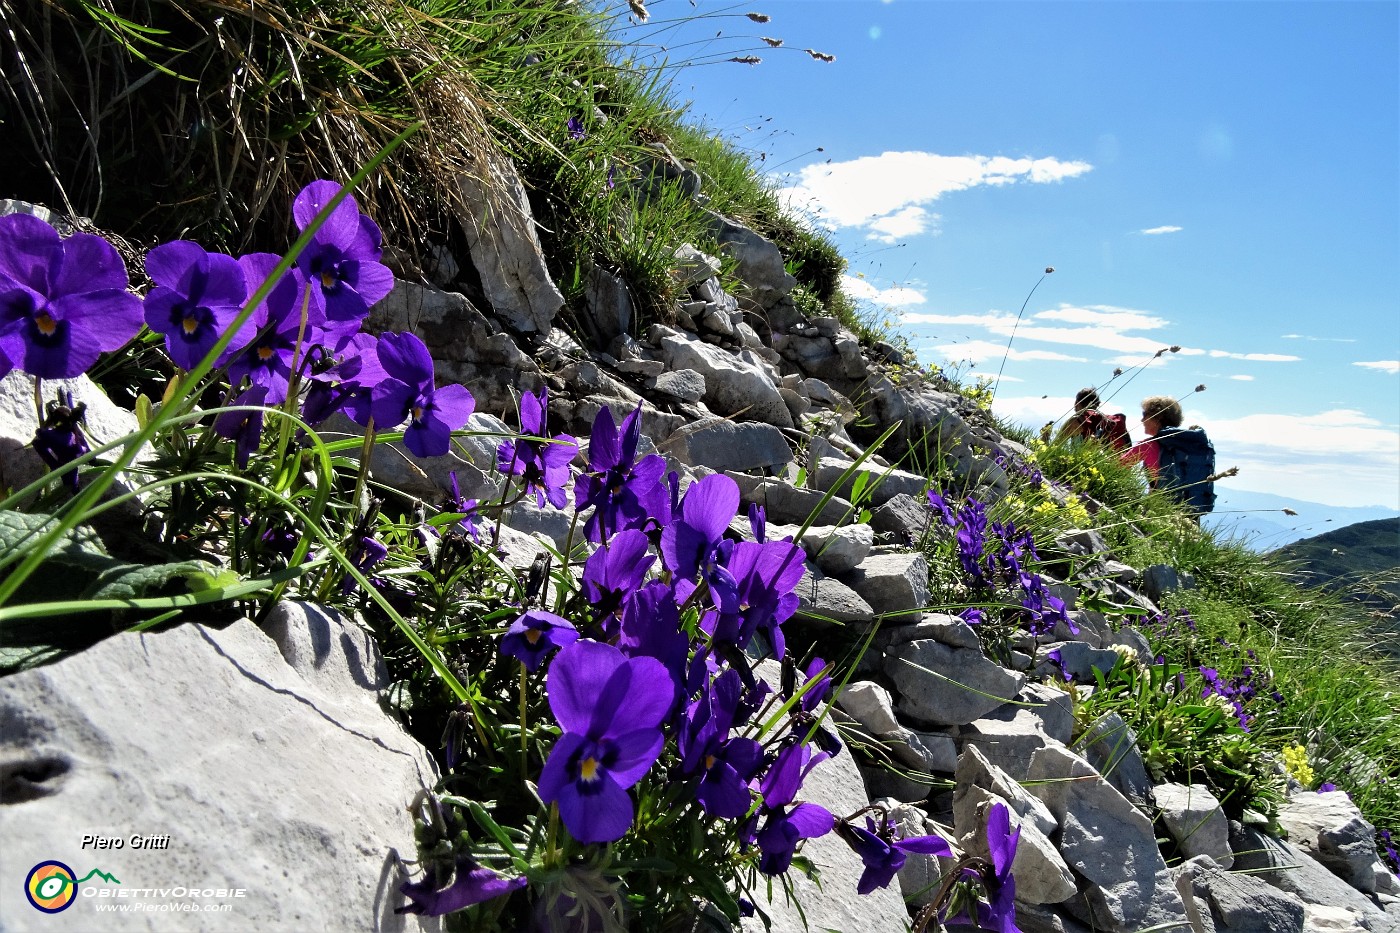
[519,661,529,767]
[351,416,376,513]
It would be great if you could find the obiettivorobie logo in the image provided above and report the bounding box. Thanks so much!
[24,861,121,913]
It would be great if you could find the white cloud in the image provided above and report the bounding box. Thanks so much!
[1140,225,1183,235]
[778,151,1092,241]
[865,206,935,242]
[1354,360,1400,374]
[1229,374,1255,381]
[1282,334,1356,342]
[1205,350,1302,362]
[1212,409,1400,509]
[900,301,1303,367]
[927,339,1087,365]
[842,274,927,307]
[992,394,1079,426]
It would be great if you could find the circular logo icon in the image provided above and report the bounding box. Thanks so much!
[25,861,77,913]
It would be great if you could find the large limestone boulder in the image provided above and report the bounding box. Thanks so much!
[1026,745,1189,932]
[0,612,438,932]
[658,332,793,429]
[887,639,1024,727]
[454,153,564,335]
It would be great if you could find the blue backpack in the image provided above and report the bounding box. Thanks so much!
[1153,426,1216,514]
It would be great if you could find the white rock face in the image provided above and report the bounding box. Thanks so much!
[1154,782,1234,868]
[0,614,439,932]
[658,332,793,429]
[454,154,563,335]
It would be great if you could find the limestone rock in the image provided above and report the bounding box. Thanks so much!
[658,332,793,428]
[870,492,932,542]
[663,417,793,474]
[650,368,707,403]
[793,563,876,627]
[1174,856,1305,933]
[706,211,796,311]
[1074,710,1154,808]
[954,744,1058,839]
[799,522,873,575]
[1229,823,1397,929]
[727,473,854,526]
[0,618,438,932]
[888,640,1024,727]
[812,457,927,507]
[1278,790,1391,895]
[1155,783,1234,868]
[1027,744,1189,932]
[842,551,930,624]
[455,154,563,334]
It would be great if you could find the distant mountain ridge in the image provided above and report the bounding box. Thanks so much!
[1271,517,1400,600]
[1203,488,1400,550]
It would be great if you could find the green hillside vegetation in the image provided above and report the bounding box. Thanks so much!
[3,0,1398,925]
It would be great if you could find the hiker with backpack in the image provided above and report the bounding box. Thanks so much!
[1052,387,1134,451]
[1131,395,1217,518]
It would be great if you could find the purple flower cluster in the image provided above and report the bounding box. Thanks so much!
[1198,662,1272,732]
[457,403,970,916]
[2,182,479,482]
[927,490,1073,636]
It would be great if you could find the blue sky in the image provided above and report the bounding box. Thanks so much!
[623,0,1400,509]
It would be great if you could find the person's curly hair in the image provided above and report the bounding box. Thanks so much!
[1141,395,1183,427]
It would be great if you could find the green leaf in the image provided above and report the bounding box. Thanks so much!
[80,559,227,602]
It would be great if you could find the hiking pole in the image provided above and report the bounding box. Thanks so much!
[991,266,1054,402]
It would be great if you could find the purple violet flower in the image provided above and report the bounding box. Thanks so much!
[566,116,586,140]
[500,609,580,672]
[964,801,1021,933]
[841,816,952,895]
[341,533,389,594]
[142,240,250,370]
[0,213,143,379]
[213,385,271,469]
[704,538,805,660]
[291,180,395,334]
[307,332,386,426]
[224,254,316,404]
[679,669,764,819]
[574,404,668,542]
[755,802,834,875]
[616,579,690,689]
[445,471,486,544]
[497,387,578,509]
[396,856,527,916]
[661,473,741,611]
[31,390,89,492]
[538,640,676,844]
[369,332,475,458]
[797,657,833,714]
[580,528,654,638]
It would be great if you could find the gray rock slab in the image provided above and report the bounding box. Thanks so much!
[870,491,933,542]
[659,332,793,428]
[727,473,854,526]
[1043,640,1122,682]
[1156,783,1234,868]
[837,681,901,735]
[961,704,1058,782]
[1229,824,1397,931]
[954,744,1057,838]
[662,416,793,473]
[706,211,796,311]
[800,522,873,575]
[649,367,706,402]
[1074,710,1153,808]
[1278,790,1391,895]
[888,640,1024,727]
[0,619,438,932]
[877,614,982,651]
[842,551,930,624]
[1019,683,1076,745]
[1027,744,1189,932]
[812,457,926,507]
[1175,856,1305,933]
[455,154,563,334]
[793,562,876,627]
